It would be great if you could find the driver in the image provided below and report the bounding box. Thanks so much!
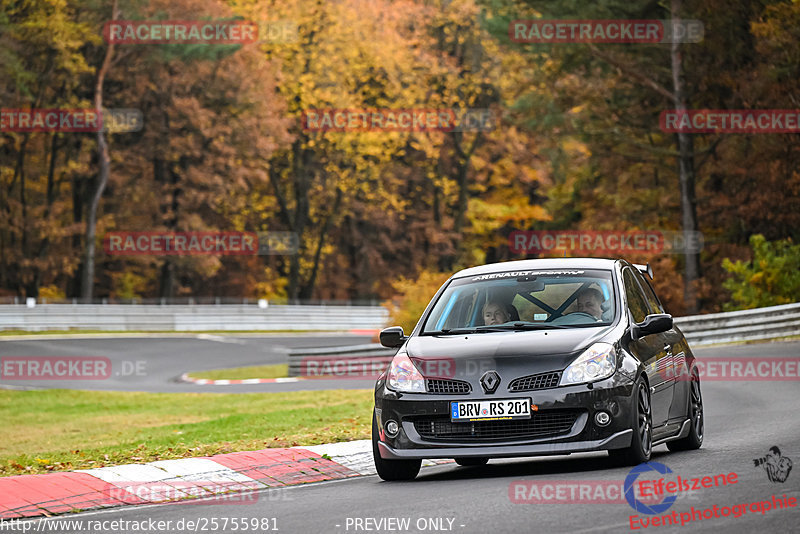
[574,288,603,320]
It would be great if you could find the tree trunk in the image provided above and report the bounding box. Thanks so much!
[301,188,341,299]
[287,139,310,301]
[81,0,118,302]
[440,130,483,271]
[670,0,701,313]
[29,134,61,297]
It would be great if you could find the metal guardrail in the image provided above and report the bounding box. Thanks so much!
[674,302,800,346]
[287,303,800,376]
[0,304,389,332]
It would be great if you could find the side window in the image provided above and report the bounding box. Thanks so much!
[636,272,666,314]
[622,268,650,323]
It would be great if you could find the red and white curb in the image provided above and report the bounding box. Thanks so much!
[302,440,452,476]
[0,441,450,519]
[178,373,304,385]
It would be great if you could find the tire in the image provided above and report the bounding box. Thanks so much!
[667,368,704,451]
[455,457,489,467]
[372,411,421,481]
[609,376,652,466]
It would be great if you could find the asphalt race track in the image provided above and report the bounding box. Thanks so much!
[0,334,374,392]
[3,339,800,532]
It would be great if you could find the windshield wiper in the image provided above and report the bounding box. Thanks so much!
[425,328,498,335]
[475,323,570,331]
[425,323,574,335]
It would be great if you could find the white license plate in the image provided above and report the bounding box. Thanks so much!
[450,398,531,422]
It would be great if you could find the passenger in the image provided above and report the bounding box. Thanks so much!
[574,288,603,320]
[483,301,519,325]
[483,301,509,325]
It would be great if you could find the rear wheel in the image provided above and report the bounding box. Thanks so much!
[455,457,489,467]
[372,412,421,481]
[667,368,703,451]
[609,377,652,466]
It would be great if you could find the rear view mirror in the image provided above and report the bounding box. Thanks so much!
[517,277,545,292]
[631,313,673,340]
[380,326,407,348]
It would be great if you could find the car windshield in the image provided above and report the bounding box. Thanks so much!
[421,269,615,334]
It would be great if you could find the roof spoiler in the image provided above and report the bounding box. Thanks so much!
[633,263,654,280]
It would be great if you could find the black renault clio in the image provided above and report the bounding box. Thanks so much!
[372,258,703,480]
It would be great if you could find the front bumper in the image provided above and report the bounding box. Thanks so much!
[374,373,636,460]
[378,430,632,459]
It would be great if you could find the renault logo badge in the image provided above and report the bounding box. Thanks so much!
[480,371,501,394]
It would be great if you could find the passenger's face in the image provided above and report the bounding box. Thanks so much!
[576,295,602,319]
[484,304,509,325]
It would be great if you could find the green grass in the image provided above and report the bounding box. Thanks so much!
[0,389,373,477]
[187,364,289,380]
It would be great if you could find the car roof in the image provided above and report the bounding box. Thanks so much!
[452,258,621,279]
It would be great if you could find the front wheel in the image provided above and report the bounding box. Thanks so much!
[667,368,704,451]
[372,411,421,481]
[609,376,652,466]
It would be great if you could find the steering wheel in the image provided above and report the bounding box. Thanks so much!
[549,311,598,325]
[567,312,597,320]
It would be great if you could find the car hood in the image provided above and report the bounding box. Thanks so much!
[405,327,612,380]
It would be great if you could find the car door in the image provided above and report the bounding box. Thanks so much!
[634,271,687,423]
[622,267,673,427]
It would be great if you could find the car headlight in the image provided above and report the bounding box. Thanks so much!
[387,352,425,393]
[560,343,616,386]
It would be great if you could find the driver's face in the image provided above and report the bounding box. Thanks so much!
[484,304,509,325]
[576,295,602,319]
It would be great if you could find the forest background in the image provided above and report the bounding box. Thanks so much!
[2,0,799,320]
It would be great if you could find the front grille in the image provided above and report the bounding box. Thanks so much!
[426,378,471,394]
[413,410,580,442]
[508,372,561,392]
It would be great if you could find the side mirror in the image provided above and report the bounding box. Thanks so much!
[380,326,407,348]
[631,313,673,340]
